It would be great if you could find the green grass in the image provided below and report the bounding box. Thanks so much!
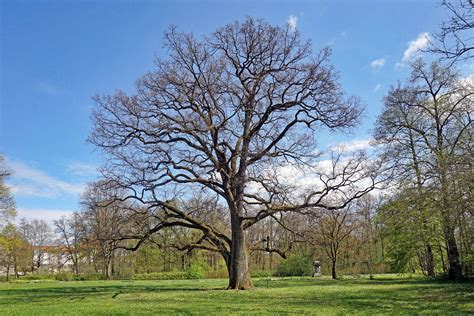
[0,275,472,315]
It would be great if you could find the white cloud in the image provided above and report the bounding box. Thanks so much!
[395,62,405,69]
[330,139,373,152]
[374,83,382,92]
[402,32,430,62]
[16,208,75,224]
[67,161,98,177]
[287,15,297,32]
[7,159,85,198]
[370,58,385,69]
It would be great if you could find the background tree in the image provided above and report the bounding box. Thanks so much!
[90,18,380,289]
[310,203,360,279]
[19,219,53,273]
[0,156,16,227]
[0,224,29,280]
[374,59,473,279]
[79,181,130,278]
[54,214,84,274]
[376,191,444,275]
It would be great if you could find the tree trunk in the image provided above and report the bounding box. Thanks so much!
[228,216,253,289]
[110,250,115,278]
[425,244,435,277]
[438,156,463,280]
[416,251,427,276]
[438,242,447,275]
[331,259,337,279]
[444,226,463,280]
[74,260,79,275]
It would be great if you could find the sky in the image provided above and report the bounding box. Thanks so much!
[0,0,463,223]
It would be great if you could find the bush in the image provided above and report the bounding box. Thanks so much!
[133,272,190,280]
[276,255,313,277]
[205,268,228,279]
[81,273,108,281]
[53,272,107,281]
[187,262,206,279]
[54,272,76,281]
[19,274,55,281]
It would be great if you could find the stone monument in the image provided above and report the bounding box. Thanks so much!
[312,260,322,277]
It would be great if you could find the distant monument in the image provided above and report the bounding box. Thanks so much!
[312,260,322,277]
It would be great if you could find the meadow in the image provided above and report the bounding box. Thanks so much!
[0,275,472,315]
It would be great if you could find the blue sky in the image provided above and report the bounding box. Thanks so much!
[0,0,459,222]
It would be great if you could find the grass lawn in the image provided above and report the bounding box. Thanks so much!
[0,275,472,315]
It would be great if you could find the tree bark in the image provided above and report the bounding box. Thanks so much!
[228,216,253,289]
[444,224,463,280]
[331,259,337,279]
[440,172,463,280]
[438,242,447,275]
[74,261,79,275]
[425,244,435,277]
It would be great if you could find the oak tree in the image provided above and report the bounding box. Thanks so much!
[90,18,378,289]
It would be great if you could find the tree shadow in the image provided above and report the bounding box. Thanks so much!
[0,283,228,305]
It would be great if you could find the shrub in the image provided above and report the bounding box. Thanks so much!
[133,272,190,280]
[19,274,55,281]
[187,263,205,279]
[54,272,77,281]
[81,273,107,281]
[205,268,228,279]
[275,255,313,277]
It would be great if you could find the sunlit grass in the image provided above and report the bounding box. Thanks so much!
[0,275,472,315]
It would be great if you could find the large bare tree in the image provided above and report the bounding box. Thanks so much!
[90,18,380,289]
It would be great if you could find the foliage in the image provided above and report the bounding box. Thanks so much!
[376,193,442,273]
[186,261,207,279]
[275,255,313,277]
[133,271,193,280]
[205,268,228,279]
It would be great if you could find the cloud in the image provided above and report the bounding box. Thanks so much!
[395,62,405,69]
[325,31,349,47]
[16,208,75,224]
[402,32,430,62]
[7,159,85,198]
[287,14,297,32]
[67,161,98,178]
[370,59,385,69]
[330,139,373,152]
[374,84,382,92]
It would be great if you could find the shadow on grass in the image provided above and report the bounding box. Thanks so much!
[0,283,228,305]
[254,275,474,289]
